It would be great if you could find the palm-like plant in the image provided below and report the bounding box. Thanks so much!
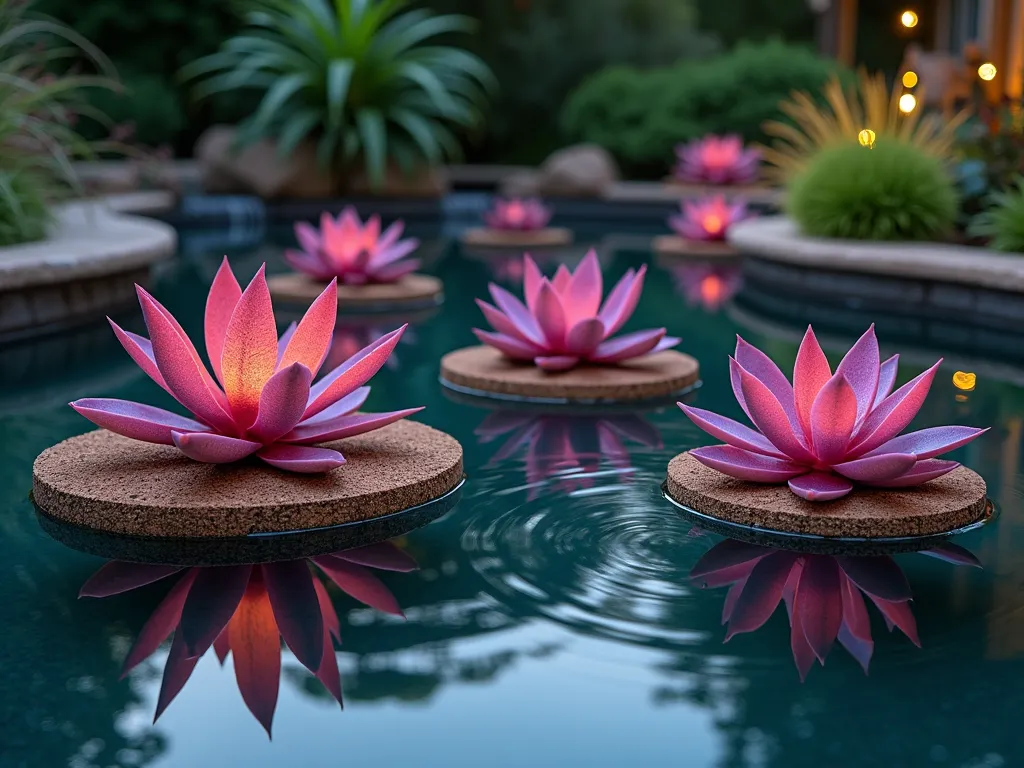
[182,0,495,189]
[0,0,117,244]
[761,70,969,183]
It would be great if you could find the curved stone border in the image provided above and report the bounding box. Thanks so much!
[658,180,785,207]
[729,216,1024,293]
[33,420,463,539]
[440,345,700,403]
[666,451,988,539]
[0,202,176,340]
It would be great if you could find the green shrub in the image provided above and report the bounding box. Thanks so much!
[0,169,50,246]
[969,177,1024,252]
[182,0,495,188]
[561,40,842,178]
[787,140,958,241]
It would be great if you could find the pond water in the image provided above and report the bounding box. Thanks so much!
[2,222,1022,768]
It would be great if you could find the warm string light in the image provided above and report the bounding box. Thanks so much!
[858,129,876,148]
[900,9,919,27]
[898,93,917,113]
[978,62,997,81]
[902,70,918,88]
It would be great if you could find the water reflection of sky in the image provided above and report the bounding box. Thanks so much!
[3,225,1024,766]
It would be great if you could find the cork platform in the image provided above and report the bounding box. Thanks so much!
[268,272,443,312]
[440,345,700,403]
[652,235,740,259]
[33,420,463,541]
[666,451,988,540]
[459,227,573,248]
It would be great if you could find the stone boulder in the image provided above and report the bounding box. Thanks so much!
[534,144,619,197]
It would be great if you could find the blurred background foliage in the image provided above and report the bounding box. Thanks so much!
[33,0,827,163]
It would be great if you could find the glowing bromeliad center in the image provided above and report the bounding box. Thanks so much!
[701,275,724,304]
[702,213,724,236]
[504,201,526,226]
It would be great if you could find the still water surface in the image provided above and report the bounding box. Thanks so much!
[1,224,1021,767]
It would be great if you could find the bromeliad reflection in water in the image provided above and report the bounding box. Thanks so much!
[667,263,743,312]
[690,537,981,679]
[475,411,662,499]
[78,543,416,737]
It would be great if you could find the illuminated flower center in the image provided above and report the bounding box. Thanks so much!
[701,275,724,303]
[703,214,724,234]
[505,202,526,225]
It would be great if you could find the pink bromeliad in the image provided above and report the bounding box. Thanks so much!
[484,198,552,230]
[679,325,987,501]
[474,250,680,371]
[669,196,750,241]
[70,258,420,473]
[285,207,420,284]
[674,134,761,185]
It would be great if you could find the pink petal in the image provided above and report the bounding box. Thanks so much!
[690,445,807,482]
[229,577,281,737]
[920,543,982,568]
[833,325,880,423]
[476,299,541,346]
[565,318,606,356]
[121,571,198,676]
[552,264,572,293]
[312,556,404,615]
[690,539,772,579]
[295,221,321,254]
[790,595,818,681]
[108,319,172,395]
[304,326,405,419]
[248,363,313,443]
[809,373,858,464]
[523,255,544,314]
[832,452,917,482]
[652,336,681,353]
[285,248,337,280]
[71,398,209,445]
[840,574,873,644]
[370,259,420,283]
[598,267,645,337]
[179,565,253,657]
[278,279,338,378]
[213,631,230,664]
[257,443,346,473]
[679,404,787,458]
[590,328,666,363]
[835,556,911,601]
[277,322,297,365]
[488,284,545,345]
[299,386,369,427]
[850,361,940,455]
[369,238,419,269]
[875,354,899,408]
[535,280,567,349]
[866,458,959,487]
[867,595,920,646]
[837,621,874,674]
[562,250,602,325]
[314,609,343,705]
[795,556,842,663]
[285,407,423,444]
[793,326,831,441]
[787,472,853,501]
[205,257,243,386]
[171,431,261,463]
[724,551,798,639]
[735,360,817,464]
[335,542,419,572]
[221,266,280,428]
[313,576,342,641]
[735,336,802,434]
[535,355,580,371]
[154,630,200,721]
[263,561,324,672]
[866,426,988,460]
[79,561,183,598]
[722,578,747,623]
[473,329,539,360]
[137,288,235,433]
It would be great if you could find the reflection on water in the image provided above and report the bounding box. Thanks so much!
[690,536,981,679]
[664,261,743,313]
[79,543,416,736]
[5,226,1024,766]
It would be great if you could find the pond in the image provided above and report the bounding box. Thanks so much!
[1,220,1021,767]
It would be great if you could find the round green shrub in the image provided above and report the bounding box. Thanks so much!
[561,40,843,178]
[0,170,51,247]
[969,177,1024,252]
[787,139,958,241]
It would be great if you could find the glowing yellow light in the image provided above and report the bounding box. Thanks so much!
[703,214,723,235]
[858,129,876,148]
[953,371,977,391]
[900,10,919,27]
[902,70,919,88]
[898,93,917,113]
[978,62,997,81]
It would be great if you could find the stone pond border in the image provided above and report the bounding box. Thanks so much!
[728,216,1024,293]
[0,202,176,340]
